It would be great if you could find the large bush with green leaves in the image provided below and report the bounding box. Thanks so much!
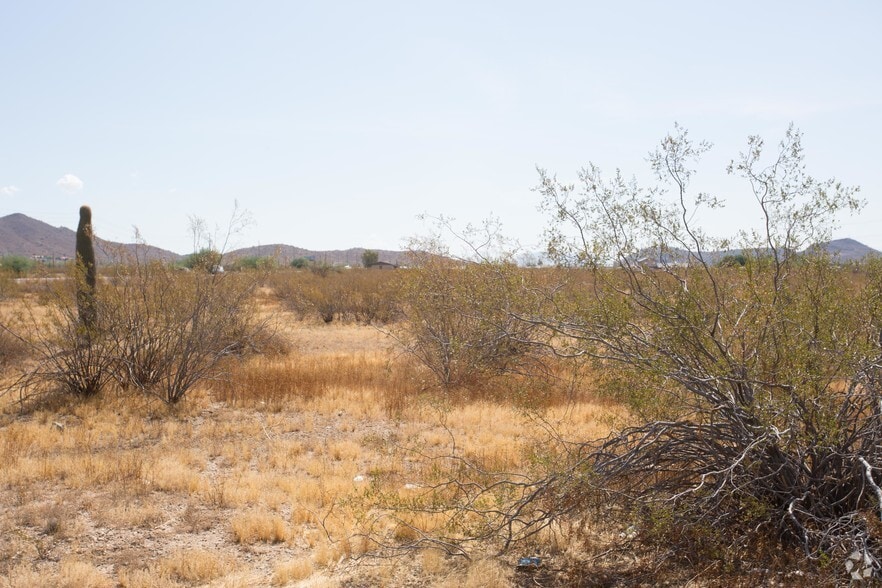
[531,125,880,572]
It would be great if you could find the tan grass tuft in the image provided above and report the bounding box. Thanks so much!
[462,557,512,588]
[57,559,115,588]
[272,558,314,585]
[158,548,235,583]
[231,509,290,544]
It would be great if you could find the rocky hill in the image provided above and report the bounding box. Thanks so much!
[0,213,179,263]
[821,238,880,261]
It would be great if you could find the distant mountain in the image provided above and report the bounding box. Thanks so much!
[543,238,881,268]
[632,239,881,266]
[0,213,411,267]
[0,213,179,263]
[226,244,409,267]
[2,212,873,269]
[818,238,880,262]
[0,213,75,259]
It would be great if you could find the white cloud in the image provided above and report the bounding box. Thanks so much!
[0,186,20,196]
[56,174,84,193]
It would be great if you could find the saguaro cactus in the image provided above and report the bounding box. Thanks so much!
[76,205,97,332]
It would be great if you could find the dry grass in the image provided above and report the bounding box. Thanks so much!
[158,548,236,582]
[214,351,418,412]
[273,558,314,584]
[231,509,290,544]
[1,560,115,588]
[0,297,620,586]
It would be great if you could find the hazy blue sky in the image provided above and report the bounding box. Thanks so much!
[1,1,880,254]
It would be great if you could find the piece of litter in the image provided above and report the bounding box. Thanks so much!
[517,556,542,569]
[353,475,366,483]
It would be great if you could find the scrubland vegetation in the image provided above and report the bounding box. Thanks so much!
[0,275,612,587]
[1,126,878,586]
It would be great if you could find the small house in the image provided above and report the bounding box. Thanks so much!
[367,261,398,270]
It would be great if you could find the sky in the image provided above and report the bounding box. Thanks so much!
[1,1,880,255]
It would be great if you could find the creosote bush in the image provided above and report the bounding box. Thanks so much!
[9,245,266,404]
[102,251,267,403]
[394,241,549,390]
[532,125,875,572]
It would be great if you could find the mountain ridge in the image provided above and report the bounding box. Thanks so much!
[0,213,409,266]
[0,213,876,267]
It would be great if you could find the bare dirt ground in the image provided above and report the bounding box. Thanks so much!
[0,320,617,587]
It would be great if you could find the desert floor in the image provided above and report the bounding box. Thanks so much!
[0,312,618,587]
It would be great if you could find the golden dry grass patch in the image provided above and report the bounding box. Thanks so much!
[147,455,206,495]
[272,558,314,585]
[231,509,290,544]
[93,501,165,529]
[213,347,422,419]
[157,548,237,583]
[0,314,620,586]
[1,559,116,588]
[116,567,180,588]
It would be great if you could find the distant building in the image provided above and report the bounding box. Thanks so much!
[367,261,398,270]
[32,254,71,266]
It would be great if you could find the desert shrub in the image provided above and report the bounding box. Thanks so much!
[716,252,747,267]
[0,272,20,300]
[101,253,266,403]
[272,270,340,322]
[345,270,401,324]
[0,323,30,368]
[290,257,310,269]
[394,246,549,390]
[529,125,877,574]
[7,247,266,404]
[272,269,400,324]
[229,255,276,271]
[0,255,34,277]
[180,248,223,272]
[11,265,117,399]
[308,262,338,278]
